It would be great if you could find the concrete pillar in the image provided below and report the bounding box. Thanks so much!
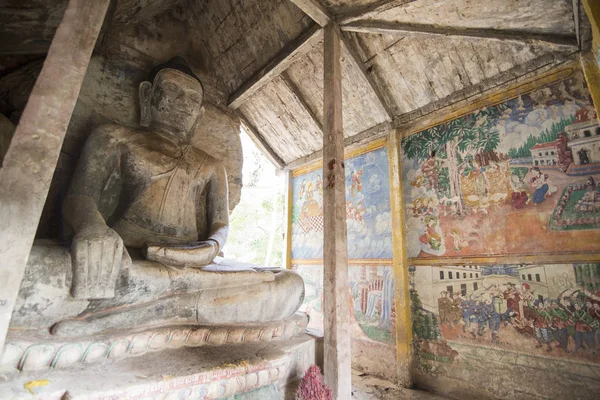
[0,0,111,353]
[322,24,351,399]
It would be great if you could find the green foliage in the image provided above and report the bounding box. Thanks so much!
[507,116,575,159]
[410,289,441,341]
[510,167,529,183]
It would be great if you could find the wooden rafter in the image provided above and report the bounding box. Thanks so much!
[228,24,323,110]
[287,0,331,27]
[338,29,394,121]
[280,72,323,131]
[340,20,579,48]
[235,111,286,169]
[337,0,415,24]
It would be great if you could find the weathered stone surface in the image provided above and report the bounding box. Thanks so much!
[2,313,308,372]
[0,334,319,400]
[10,245,305,337]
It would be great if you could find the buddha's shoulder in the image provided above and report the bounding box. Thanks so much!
[190,146,225,169]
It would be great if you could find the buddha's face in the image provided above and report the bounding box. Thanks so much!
[147,69,204,142]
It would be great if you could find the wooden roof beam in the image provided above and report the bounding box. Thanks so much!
[235,111,286,169]
[288,0,331,27]
[339,29,395,121]
[228,24,323,110]
[340,21,579,48]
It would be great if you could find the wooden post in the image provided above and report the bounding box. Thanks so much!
[388,129,414,387]
[322,24,351,399]
[0,0,111,353]
[284,169,294,270]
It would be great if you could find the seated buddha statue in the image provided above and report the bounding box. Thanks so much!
[9,57,304,337]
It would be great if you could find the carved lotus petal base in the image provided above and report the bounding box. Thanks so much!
[1,313,308,373]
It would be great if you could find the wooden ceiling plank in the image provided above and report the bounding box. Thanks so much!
[281,72,324,131]
[340,20,578,48]
[228,24,323,109]
[287,0,331,27]
[339,29,394,120]
[235,110,286,169]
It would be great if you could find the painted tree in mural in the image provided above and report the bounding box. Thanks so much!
[410,289,441,341]
[403,105,505,215]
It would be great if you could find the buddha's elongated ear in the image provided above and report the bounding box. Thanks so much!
[139,81,152,127]
[187,105,206,142]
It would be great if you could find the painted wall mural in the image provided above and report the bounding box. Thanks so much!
[401,70,600,260]
[349,265,396,344]
[291,145,392,260]
[292,264,396,345]
[410,264,600,369]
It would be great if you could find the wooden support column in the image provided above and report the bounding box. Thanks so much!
[388,129,414,387]
[322,24,351,399]
[284,169,294,270]
[0,0,111,353]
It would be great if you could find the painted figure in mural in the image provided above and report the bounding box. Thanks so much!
[578,148,591,165]
[350,168,363,197]
[12,57,305,336]
[419,216,445,255]
[438,291,451,324]
[529,167,557,205]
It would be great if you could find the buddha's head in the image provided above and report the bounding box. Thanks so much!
[139,57,205,144]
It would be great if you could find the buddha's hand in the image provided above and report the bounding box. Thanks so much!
[70,224,125,299]
[144,240,219,267]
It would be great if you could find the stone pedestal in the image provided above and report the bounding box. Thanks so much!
[0,334,320,400]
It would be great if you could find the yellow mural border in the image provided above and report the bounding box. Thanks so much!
[400,62,579,139]
[291,258,394,266]
[291,137,388,177]
[408,252,600,266]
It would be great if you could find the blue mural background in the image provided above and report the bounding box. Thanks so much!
[291,146,393,259]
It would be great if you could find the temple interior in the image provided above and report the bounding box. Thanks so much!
[1,0,600,399]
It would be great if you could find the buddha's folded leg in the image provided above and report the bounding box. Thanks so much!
[50,269,305,337]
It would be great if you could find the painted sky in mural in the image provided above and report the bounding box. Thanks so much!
[410,263,600,365]
[291,146,392,259]
[401,70,600,260]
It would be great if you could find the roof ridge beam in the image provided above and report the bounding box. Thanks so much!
[288,0,331,27]
[338,28,395,120]
[340,20,579,48]
[228,24,323,110]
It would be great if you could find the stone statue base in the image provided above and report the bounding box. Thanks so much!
[2,313,308,372]
[0,334,321,400]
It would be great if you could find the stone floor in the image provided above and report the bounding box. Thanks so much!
[351,370,445,400]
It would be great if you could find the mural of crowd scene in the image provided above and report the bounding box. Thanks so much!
[291,146,392,260]
[409,264,600,365]
[401,70,600,260]
[349,265,396,344]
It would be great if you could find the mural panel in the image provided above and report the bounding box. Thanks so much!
[401,70,600,260]
[292,264,396,345]
[410,264,600,368]
[291,146,392,260]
